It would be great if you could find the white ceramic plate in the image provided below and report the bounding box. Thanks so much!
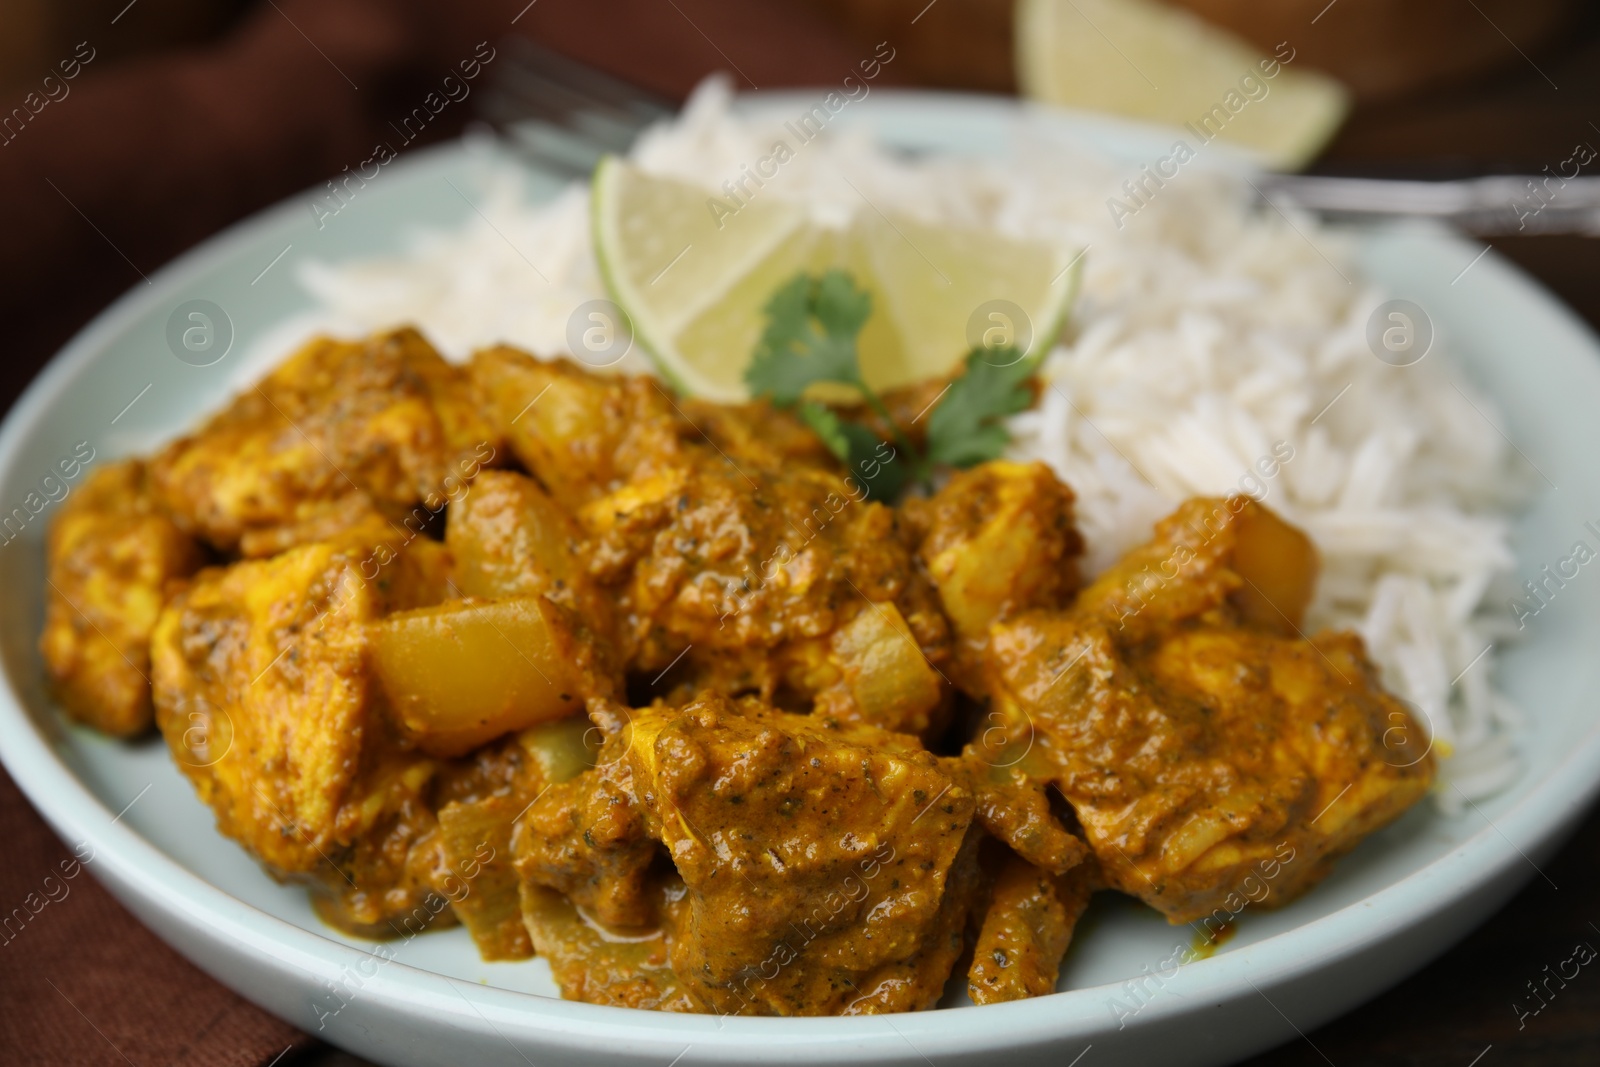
[3,92,1599,1067]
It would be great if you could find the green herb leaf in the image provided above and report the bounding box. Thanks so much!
[748,270,1040,500]
[796,400,852,461]
[798,402,908,500]
[745,270,871,405]
[924,347,1036,468]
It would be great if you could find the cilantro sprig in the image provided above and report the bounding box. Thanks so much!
[744,269,1039,499]
[925,349,1036,467]
[748,272,870,406]
[793,400,909,501]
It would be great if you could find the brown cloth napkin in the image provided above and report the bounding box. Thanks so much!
[0,3,883,1064]
[0,0,888,414]
[0,769,308,1066]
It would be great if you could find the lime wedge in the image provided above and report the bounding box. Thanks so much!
[592,156,1081,401]
[592,156,809,398]
[1016,0,1349,170]
[853,210,1078,391]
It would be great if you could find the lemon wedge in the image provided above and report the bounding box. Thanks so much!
[592,156,1081,401]
[1016,0,1349,170]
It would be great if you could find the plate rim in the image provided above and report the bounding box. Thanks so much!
[3,89,1600,1062]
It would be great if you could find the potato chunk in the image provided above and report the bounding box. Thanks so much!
[1229,499,1319,630]
[371,596,612,757]
[447,470,611,637]
[472,348,661,509]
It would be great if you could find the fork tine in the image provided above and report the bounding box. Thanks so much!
[499,38,673,123]
[502,37,672,117]
[490,61,645,149]
[484,37,674,174]
[490,118,615,178]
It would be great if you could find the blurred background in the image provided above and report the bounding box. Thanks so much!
[2,0,1599,422]
[2,1,1598,1064]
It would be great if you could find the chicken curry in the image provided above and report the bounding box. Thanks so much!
[41,327,1434,1014]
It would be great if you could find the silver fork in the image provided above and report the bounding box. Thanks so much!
[480,45,1600,236]
[1256,173,1600,236]
[479,38,671,177]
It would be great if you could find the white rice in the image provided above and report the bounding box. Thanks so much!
[299,77,1525,808]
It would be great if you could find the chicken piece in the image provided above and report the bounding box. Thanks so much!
[903,460,1083,690]
[151,328,498,554]
[40,460,203,735]
[231,495,401,562]
[517,693,981,1015]
[948,742,1096,1006]
[149,538,451,934]
[620,693,978,1016]
[625,485,951,735]
[981,497,1435,925]
[474,349,952,735]
[967,852,1097,1004]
